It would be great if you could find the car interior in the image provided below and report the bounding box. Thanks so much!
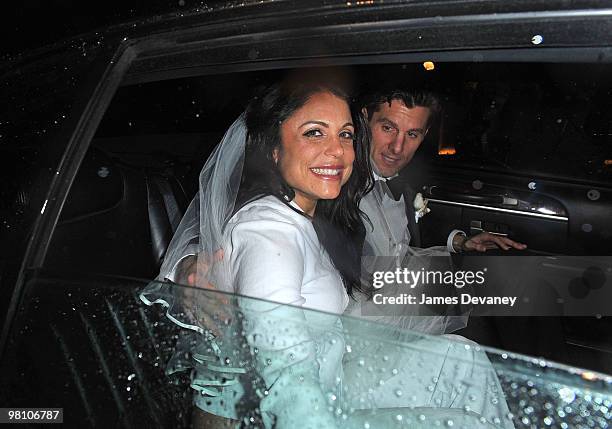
[46,61,612,365]
[6,61,612,426]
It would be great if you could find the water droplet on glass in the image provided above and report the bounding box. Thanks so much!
[531,34,543,45]
[558,387,576,403]
[446,419,454,427]
[127,373,136,381]
[395,389,402,397]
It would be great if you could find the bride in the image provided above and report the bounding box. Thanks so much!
[140,73,514,428]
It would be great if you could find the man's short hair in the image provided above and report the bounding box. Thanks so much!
[362,88,441,128]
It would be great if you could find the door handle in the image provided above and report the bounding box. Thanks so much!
[470,220,509,236]
[427,186,518,206]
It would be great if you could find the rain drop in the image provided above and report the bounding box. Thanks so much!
[558,387,576,403]
[531,35,543,45]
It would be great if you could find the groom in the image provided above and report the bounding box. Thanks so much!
[358,88,526,258]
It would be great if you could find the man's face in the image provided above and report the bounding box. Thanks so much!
[367,100,431,178]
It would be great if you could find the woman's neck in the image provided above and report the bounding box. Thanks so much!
[292,194,316,217]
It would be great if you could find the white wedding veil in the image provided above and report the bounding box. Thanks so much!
[139,113,247,334]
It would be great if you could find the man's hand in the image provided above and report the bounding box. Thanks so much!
[175,249,224,288]
[175,250,229,336]
[455,232,527,252]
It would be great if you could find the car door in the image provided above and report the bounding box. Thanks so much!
[407,62,612,371]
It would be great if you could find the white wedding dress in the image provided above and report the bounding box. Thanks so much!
[180,196,515,428]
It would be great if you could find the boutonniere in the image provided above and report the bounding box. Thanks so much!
[413,193,431,223]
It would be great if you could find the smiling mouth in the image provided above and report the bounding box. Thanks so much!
[310,167,343,179]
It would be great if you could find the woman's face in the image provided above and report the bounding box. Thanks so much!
[274,91,355,215]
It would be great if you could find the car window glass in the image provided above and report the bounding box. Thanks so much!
[2,281,610,428]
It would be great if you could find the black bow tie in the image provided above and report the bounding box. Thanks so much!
[378,177,403,201]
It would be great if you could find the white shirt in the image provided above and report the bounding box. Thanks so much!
[360,171,464,255]
[224,195,349,314]
[360,177,411,260]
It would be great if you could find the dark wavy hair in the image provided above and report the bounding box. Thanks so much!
[362,88,441,128]
[236,76,373,295]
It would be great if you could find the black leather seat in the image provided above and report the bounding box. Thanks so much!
[45,147,190,279]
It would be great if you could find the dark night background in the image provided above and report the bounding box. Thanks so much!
[1,0,210,56]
